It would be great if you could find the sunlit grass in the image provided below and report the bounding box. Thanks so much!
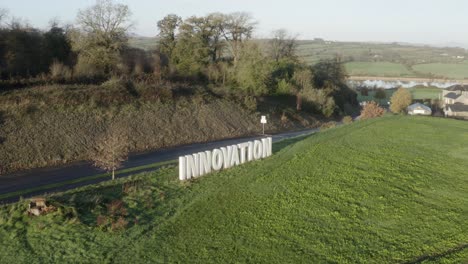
[0,116,467,263]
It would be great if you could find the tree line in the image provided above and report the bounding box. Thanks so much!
[0,0,357,116]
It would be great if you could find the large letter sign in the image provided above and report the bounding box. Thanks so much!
[179,137,272,180]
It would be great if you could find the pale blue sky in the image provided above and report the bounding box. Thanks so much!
[2,0,468,45]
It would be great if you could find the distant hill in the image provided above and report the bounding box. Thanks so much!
[128,36,158,51]
[128,37,468,79]
[128,37,467,62]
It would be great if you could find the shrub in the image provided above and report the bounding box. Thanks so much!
[303,89,336,117]
[96,215,108,228]
[360,102,385,120]
[111,216,128,231]
[342,116,353,124]
[361,87,369,96]
[96,200,129,231]
[281,111,289,124]
[73,57,104,79]
[374,88,386,100]
[320,121,336,130]
[100,76,126,90]
[390,88,412,113]
[243,96,257,112]
[49,60,72,80]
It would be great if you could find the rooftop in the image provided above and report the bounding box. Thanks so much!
[444,92,461,99]
[446,85,468,92]
[446,104,468,112]
[408,103,431,110]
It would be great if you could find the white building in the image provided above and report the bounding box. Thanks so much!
[442,85,468,118]
[407,103,432,116]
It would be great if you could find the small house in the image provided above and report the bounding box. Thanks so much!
[445,104,468,118]
[407,103,432,116]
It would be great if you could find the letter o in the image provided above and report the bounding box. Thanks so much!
[212,149,223,171]
[253,140,263,160]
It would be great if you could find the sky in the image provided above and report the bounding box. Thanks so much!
[2,0,468,46]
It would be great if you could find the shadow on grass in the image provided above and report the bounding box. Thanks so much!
[19,135,313,229]
[402,243,468,264]
[50,170,180,229]
[52,184,126,226]
[273,134,313,153]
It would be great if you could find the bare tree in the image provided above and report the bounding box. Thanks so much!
[0,8,8,26]
[220,12,256,65]
[269,29,298,62]
[77,0,132,38]
[92,126,129,180]
[73,0,133,73]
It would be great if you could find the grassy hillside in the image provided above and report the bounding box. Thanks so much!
[413,62,468,79]
[128,36,158,51]
[0,80,320,174]
[0,116,467,263]
[295,40,467,66]
[345,62,413,77]
[128,37,468,79]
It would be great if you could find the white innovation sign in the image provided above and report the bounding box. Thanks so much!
[179,137,272,180]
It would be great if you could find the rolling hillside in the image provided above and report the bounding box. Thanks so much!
[129,37,468,79]
[0,116,467,263]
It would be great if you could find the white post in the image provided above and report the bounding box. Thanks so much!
[260,115,267,135]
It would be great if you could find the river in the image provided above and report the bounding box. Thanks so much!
[347,77,467,89]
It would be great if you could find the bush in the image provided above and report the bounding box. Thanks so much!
[50,60,72,80]
[101,76,124,89]
[243,96,257,112]
[320,121,337,130]
[74,57,104,79]
[360,102,385,120]
[342,116,353,124]
[96,200,129,231]
[280,111,289,124]
[374,88,386,100]
[303,89,336,117]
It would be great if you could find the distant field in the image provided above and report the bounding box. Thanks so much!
[128,37,468,79]
[357,87,442,103]
[413,62,468,79]
[345,62,413,77]
[294,40,467,66]
[1,116,467,263]
[128,36,158,51]
[408,87,443,100]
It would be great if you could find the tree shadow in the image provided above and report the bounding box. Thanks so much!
[402,243,468,264]
[273,133,313,153]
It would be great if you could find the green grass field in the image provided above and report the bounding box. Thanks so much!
[413,62,468,79]
[357,87,442,105]
[293,40,467,66]
[1,116,467,263]
[408,87,443,100]
[345,62,414,77]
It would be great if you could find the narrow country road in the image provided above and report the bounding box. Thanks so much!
[0,128,319,204]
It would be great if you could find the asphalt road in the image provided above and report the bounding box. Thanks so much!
[0,128,319,204]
